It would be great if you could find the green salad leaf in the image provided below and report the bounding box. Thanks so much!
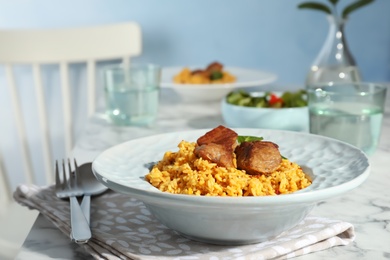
[226,90,307,108]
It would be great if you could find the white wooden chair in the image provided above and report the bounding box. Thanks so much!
[0,22,142,259]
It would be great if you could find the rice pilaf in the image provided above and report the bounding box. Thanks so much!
[146,141,311,196]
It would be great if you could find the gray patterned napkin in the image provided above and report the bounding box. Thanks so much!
[14,184,355,260]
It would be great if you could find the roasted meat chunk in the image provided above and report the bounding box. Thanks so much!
[191,69,210,78]
[194,125,238,168]
[235,141,282,175]
[206,61,223,73]
[197,125,237,150]
[195,143,235,168]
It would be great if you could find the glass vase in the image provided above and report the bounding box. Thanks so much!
[305,15,362,86]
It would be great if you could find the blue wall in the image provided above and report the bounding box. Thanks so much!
[0,0,389,190]
[0,0,389,84]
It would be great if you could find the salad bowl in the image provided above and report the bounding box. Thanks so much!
[222,90,309,131]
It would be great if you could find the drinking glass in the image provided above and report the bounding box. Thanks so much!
[307,82,387,155]
[103,64,161,126]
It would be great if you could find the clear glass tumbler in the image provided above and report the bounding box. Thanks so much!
[307,82,387,155]
[103,64,161,126]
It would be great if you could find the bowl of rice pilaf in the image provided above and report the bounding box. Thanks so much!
[92,126,370,245]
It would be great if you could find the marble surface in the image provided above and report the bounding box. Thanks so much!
[15,87,390,259]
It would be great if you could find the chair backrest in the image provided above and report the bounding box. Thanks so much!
[0,22,142,208]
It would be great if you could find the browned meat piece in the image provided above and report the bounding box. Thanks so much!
[191,69,210,78]
[235,141,282,175]
[197,125,237,150]
[206,62,223,73]
[191,69,204,75]
[195,125,238,168]
[195,143,235,168]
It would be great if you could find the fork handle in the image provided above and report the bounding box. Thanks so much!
[70,196,91,244]
[81,195,91,224]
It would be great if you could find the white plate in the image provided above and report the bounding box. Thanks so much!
[160,67,277,102]
[92,128,369,245]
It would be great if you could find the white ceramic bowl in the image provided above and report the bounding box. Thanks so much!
[221,92,309,131]
[92,128,369,245]
[160,67,277,103]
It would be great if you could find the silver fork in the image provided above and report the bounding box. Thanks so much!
[55,159,91,244]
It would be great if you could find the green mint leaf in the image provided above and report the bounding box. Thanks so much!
[342,0,374,19]
[210,71,223,80]
[237,136,264,144]
[298,2,332,14]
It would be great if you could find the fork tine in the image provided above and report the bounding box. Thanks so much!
[55,160,61,190]
[62,159,68,189]
[68,158,75,188]
[74,159,80,186]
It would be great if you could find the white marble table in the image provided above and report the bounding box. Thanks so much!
[15,87,390,259]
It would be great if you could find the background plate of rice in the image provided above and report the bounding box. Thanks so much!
[160,67,277,102]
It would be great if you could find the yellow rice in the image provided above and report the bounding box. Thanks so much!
[146,141,311,196]
[173,67,236,84]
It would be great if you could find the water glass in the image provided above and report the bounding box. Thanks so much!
[104,64,161,126]
[307,82,387,155]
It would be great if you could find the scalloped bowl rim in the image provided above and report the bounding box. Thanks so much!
[92,128,370,207]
